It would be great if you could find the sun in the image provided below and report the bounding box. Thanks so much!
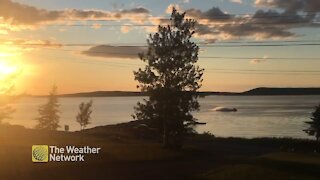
[0,61,18,79]
[0,60,19,94]
[0,46,26,94]
[0,49,18,75]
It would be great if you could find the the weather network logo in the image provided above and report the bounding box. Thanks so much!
[32,145,49,162]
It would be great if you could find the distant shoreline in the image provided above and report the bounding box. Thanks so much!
[26,87,320,97]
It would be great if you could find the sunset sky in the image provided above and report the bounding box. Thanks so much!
[0,0,320,95]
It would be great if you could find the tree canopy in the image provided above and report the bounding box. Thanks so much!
[133,8,204,149]
[35,85,60,130]
[304,104,320,141]
[76,100,93,130]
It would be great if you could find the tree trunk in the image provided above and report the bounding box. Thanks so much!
[174,132,183,149]
[163,124,169,148]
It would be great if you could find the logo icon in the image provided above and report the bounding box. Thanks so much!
[32,145,48,162]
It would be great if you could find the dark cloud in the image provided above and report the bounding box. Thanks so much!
[218,23,295,39]
[186,7,233,21]
[67,7,149,21]
[195,24,218,35]
[120,7,150,14]
[185,6,318,40]
[66,9,111,20]
[252,10,313,24]
[255,0,320,13]
[82,45,147,59]
[203,7,233,20]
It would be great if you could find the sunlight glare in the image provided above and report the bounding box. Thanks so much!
[0,61,16,74]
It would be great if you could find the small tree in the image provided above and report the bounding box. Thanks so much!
[35,85,60,130]
[304,104,320,141]
[76,100,93,131]
[133,8,204,149]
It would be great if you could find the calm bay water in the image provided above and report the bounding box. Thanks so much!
[7,95,320,139]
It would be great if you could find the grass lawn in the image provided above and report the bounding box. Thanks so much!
[0,123,319,180]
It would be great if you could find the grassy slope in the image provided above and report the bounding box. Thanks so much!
[201,152,320,180]
[0,123,320,180]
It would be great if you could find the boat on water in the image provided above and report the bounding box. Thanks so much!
[212,107,237,112]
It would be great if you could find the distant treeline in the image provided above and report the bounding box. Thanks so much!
[27,87,320,97]
[241,87,320,96]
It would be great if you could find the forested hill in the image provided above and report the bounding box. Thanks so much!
[30,88,320,97]
[241,87,320,95]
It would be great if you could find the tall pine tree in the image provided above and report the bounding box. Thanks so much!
[304,104,320,141]
[35,85,60,130]
[133,8,204,149]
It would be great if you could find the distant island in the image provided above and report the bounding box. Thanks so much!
[28,87,320,97]
[241,87,320,96]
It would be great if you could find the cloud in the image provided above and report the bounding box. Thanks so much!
[216,10,301,39]
[186,7,233,22]
[145,5,316,41]
[230,0,243,4]
[184,6,319,40]
[0,0,150,31]
[81,45,147,59]
[220,24,294,40]
[252,9,313,24]
[255,0,320,12]
[0,0,62,26]
[1,0,319,42]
